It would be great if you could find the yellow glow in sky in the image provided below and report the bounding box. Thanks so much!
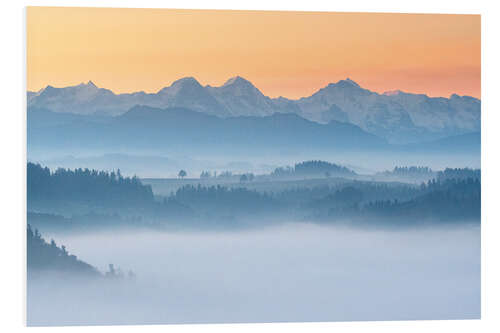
[27,7,481,98]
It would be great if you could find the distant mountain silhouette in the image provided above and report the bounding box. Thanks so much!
[27,77,480,143]
[399,132,480,154]
[28,105,390,154]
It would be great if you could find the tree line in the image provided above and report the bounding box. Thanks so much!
[27,162,481,227]
[437,168,480,181]
[362,177,480,222]
[28,224,135,279]
[27,224,100,276]
[28,162,154,206]
[271,160,355,179]
[170,184,278,215]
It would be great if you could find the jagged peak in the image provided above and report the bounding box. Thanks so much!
[39,81,99,92]
[36,85,57,96]
[74,80,98,89]
[223,76,253,87]
[322,78,363,91]
[220,76,266,98]
[333,78,361,88]
[344,78,360,87]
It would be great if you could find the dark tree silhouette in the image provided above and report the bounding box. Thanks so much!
[27,224,100,277]
[27,162,154,207]
[362,177,480,222]
[170,184,278,215]
[271,160,355,179]
[437,168,480,181]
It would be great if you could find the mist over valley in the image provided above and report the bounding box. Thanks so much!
[26,76,481,326]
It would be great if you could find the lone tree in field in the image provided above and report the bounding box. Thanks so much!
[178,170,187,179]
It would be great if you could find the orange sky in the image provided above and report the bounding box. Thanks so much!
[27,7,481,99]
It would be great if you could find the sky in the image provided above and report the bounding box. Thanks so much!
[27,7,480,99]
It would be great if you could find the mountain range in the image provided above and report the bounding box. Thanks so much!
[28,106,389,155]
[28,76,480,143]
[27,104,480,165]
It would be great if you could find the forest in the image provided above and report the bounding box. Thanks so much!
[28,224,132,279]
[27,162,481,232]
[375,166,436,182]
[312,177,481,224]
[270,160,355,179]
[27,162,193,220]
[362,178,480,222]
[27,162,154,206]
[437,168,481,181]
[27,224,100,277]
[26,161,481,326]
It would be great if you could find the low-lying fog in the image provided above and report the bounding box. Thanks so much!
[30,150,480,178]
[28,223,480,326]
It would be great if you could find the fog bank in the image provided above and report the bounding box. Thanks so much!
[28,223,480,326]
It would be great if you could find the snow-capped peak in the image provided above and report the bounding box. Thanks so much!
[343,78,360,87]
[222,76,254,88]
[325,78,362,90]
[158,77,203,95]
[171,77,201,87]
